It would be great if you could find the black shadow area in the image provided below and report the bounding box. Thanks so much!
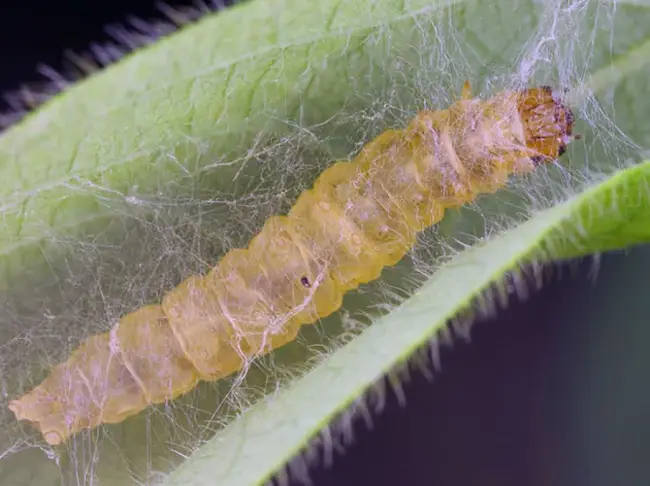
[0,0,238,111]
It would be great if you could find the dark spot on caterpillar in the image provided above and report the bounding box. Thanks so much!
[558,144,567,157]
[531,155,546,165]
[300,276,311,288]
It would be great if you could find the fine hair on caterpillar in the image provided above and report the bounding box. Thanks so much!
[8,81,579,446]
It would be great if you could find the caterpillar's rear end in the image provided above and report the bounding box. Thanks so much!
[9,82,578,445]
[9,306,201,446]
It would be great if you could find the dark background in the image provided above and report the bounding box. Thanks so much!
[0,0,237,118]
[2,2,650,485]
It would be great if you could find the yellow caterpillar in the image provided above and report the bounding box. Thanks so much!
[9,81,578,446]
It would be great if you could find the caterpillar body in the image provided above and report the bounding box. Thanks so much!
[9,82,577,446]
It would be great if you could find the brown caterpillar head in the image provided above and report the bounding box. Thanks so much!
[517,85,581,165]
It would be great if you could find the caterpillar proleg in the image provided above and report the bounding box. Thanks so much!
[9,81,578,445]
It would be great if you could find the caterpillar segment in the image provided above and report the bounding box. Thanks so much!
[9,81,578,445]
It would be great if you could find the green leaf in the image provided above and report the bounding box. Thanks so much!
[2,0,650,484]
